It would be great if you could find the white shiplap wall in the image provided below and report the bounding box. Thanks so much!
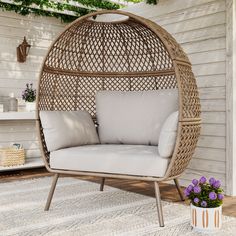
[124,0,227,190]
[0,11,65,96]
[0,10,65,161]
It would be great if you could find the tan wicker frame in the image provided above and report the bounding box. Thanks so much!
[36,10,201,227]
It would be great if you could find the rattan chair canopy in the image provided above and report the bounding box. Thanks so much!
[36,10,201,226]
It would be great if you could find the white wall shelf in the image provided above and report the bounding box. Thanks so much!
[0,112,36,120]
[0,158,44,172]
[0,111,43,172]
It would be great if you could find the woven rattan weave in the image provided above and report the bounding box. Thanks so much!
[36,10,201,226]
[0,148,25,167]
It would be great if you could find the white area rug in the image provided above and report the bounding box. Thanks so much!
[0,177,235,236]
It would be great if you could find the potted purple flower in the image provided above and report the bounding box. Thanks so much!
[185,176,224,232]
[22,83,36,111]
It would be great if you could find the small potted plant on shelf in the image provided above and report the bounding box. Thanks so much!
[22,83,36,111]
[185,176,224,232]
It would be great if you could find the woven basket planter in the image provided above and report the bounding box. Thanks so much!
[0,148,25,167]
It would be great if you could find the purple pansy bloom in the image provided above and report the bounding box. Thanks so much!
[193,186,201,194]
[184,188,190,197]
[192,179,198,186]
[218,193,224,200]
[199,176,207,184]
[194,197,199,204]
[187,177,224,208]
[213,180,221,188]
[201,201,207,207]
[209,177,216,185]
[187,185,193,192]
[209,192,217,200]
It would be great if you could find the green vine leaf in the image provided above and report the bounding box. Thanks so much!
[0,0,158,23]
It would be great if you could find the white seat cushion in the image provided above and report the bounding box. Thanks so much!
[40,110,99,152]
[158,111,179,158]
[50,144,169,177]
[96,90,178,145]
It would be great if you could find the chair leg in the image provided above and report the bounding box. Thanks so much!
[44,173,59,211]
[154,181,164,227]
[174,178,185,201]
[100,177,105,191]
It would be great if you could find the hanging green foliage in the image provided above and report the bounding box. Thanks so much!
[146,0,158,4]
[0,1,81,23]
[0,0,158,23]
[72,0,120,9]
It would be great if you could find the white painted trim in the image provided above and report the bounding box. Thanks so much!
[0,157,44,172]
[226,0,236,196]
[0,112,36,120]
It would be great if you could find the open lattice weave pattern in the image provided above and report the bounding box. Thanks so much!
[39,72,177,116]
[37,10,201,181]
[177,64,201,119]
[44,20,173,73]
[166,122,201,178]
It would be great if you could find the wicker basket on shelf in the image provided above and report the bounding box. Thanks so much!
[0,148,25,167]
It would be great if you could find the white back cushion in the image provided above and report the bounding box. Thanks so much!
[96,90,178,145]
[158,111,179,158]
[40,110,99,152]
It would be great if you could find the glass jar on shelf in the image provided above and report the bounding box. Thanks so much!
[0,96,10,112]
[8,93,18,112]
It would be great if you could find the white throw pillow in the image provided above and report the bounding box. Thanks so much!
[96,90,178,145]
[40,110,99,152]
[158,111,179,158]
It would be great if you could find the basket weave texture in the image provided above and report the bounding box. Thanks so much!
[0,148,25,167]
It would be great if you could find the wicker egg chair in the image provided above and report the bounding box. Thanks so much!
[36,10,201,227]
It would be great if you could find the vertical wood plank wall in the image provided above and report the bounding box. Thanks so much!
[0,0,231,193]
[0,11,64,161]
[125,0,227,190]
[225,0,236,196]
